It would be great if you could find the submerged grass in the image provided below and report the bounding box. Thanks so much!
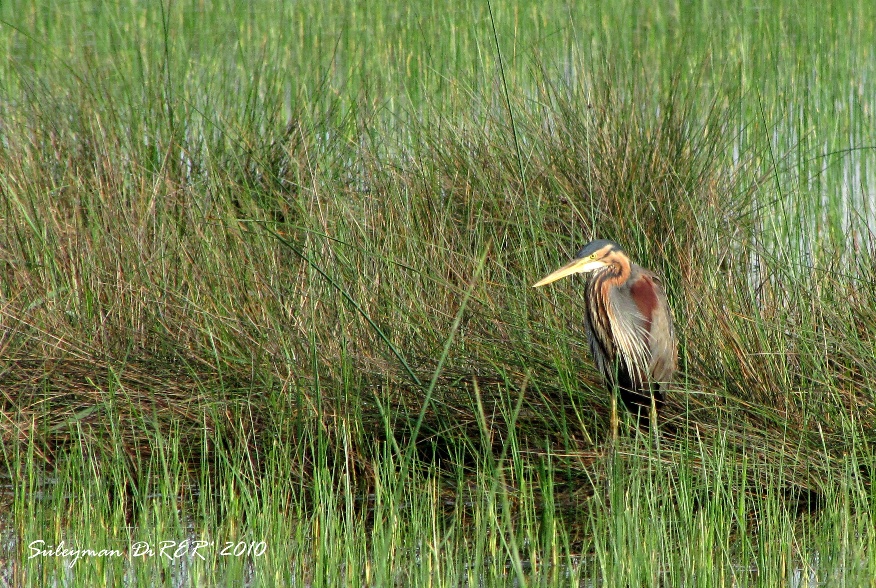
[1,0,875,584]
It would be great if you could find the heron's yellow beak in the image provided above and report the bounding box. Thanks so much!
[532,257,606,287]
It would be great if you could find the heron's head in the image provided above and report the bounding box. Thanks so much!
[532,239,625,288]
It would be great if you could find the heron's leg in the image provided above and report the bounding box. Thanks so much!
[650,392,661,451]
[610,389,619,442]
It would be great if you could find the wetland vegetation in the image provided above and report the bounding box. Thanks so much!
[1,0,875,585]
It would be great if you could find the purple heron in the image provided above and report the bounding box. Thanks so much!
[533,239,677,428]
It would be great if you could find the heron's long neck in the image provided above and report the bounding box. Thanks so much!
[602,255,631,289]
[586,256,631,360]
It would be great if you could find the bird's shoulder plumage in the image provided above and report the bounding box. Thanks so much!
[622,265,676,383]
[586,263,676,391]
